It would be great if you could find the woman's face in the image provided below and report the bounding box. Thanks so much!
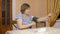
[25,8,30,14]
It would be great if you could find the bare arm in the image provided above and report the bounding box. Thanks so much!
[38,13,52,22]
[32,21,36,28]
[17,18,33,29]
[31,16,37,28]
[38,16,48,21]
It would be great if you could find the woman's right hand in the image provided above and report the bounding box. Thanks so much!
[31,21,36,28]
[31,22,36,26]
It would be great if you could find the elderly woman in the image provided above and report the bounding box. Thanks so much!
[16,3,51,30]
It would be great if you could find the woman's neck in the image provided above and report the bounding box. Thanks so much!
[23,13,28,16]
[22,13,29,20]
[22,13,28,16]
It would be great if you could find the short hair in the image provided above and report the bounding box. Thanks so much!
[21,3,30,14]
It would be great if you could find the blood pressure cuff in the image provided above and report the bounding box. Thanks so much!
[32,17,38,23]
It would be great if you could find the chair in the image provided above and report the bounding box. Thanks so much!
[12,24,19,30]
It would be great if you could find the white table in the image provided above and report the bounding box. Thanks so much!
[6,27,60,34]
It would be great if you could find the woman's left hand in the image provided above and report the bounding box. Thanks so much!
[48,13,52,18]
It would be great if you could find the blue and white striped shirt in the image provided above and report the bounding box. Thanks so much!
[15,12,32,29]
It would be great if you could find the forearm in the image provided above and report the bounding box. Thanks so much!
[38,16,48,22]
[32,24,36,28]
[31,21,36,28]
[38,13,52,21]
[19,24,32,29]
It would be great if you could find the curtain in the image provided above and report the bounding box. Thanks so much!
[47,0,60,27]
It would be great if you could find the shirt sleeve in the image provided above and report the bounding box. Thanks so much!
[28,14,33,21]
[15,13,22,20]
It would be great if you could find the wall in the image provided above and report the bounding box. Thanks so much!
[16,0,47,18]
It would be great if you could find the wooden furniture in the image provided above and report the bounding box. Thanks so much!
[0,0,12,34]
[6,27,60,34]
[37,22,46,28]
